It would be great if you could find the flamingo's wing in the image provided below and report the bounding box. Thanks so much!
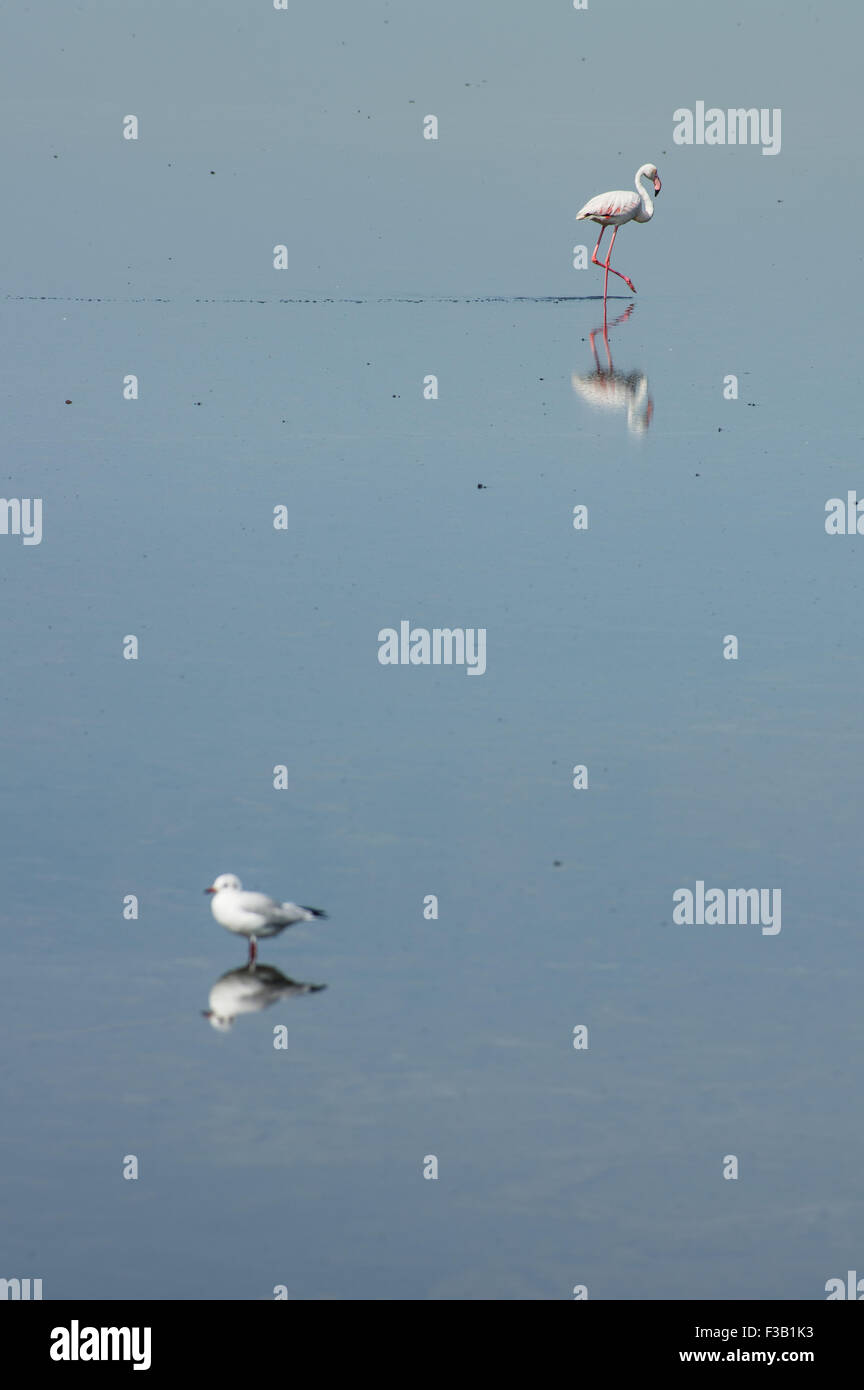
[576,189,639,221]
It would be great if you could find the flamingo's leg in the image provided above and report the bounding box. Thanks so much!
[589,322,613,373]
[591,225,608,299]
[591,224,607,267]
[594,225,636,296]
[589,327,601,371]
[600,322,612,370]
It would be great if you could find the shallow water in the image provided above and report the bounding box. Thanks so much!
[2,0,862,1299]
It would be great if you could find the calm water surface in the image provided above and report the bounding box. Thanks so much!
[1,0,862,1299]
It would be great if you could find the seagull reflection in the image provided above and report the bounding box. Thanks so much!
[571,303,653,434]
[202,963,326,1031]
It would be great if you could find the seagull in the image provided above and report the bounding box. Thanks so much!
[202,964,326,1031]
[205,872,328,961]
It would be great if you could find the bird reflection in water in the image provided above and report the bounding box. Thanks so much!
[570,304,653,435]
[202,963,326,1031]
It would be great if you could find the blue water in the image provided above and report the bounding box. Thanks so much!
[1,0,862,1300]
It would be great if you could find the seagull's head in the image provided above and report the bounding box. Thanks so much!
[205,872,242,895]
[201,1010,234,1031]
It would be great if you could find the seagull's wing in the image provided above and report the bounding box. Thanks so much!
[276,901,314,924]
[238,890,284,918]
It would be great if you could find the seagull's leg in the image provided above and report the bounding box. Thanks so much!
[248,936,257,964]
[603,226,637,295]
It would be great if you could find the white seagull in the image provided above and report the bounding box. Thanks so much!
[205,872,328,962]
[203,964,326,1031]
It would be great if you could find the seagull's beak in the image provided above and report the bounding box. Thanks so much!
[653,176,662,194]
[201,1010,213,1018]
[204,886,216,894]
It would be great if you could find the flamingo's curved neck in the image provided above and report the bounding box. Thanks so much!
[635,168,654,222]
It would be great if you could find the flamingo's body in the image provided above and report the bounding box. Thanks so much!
[576,163,661,300]
[571,307,654,435]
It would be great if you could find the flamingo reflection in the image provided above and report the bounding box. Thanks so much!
[571,304,653,435]
[202,963,326,1031]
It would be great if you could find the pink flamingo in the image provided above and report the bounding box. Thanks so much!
[576,163,661,300]
[570,305,654,435]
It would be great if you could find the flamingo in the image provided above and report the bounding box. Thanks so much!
[576,163,661,301]
[570,305,654,435]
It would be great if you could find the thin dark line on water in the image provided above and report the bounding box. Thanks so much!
[3,292,630,306]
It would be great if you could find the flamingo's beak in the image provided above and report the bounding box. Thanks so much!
[654,176,662,194]
[204,886,216,894]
